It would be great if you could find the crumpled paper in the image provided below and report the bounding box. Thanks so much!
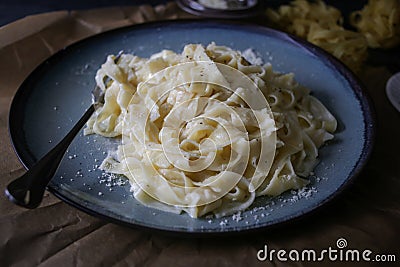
[0,2,399,267]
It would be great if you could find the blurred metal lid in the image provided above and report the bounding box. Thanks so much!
[177,0,263,19]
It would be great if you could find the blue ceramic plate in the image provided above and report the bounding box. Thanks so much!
[9,20,375,234]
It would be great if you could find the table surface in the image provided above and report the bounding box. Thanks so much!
[1,1,399,266]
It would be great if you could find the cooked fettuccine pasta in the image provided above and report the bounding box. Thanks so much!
[266,0,368,72]
[85,43,337,218]
[350,0,400,49]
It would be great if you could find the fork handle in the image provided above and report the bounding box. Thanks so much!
[5,105,95,209]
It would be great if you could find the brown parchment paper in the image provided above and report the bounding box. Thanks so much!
[1,3,399,267]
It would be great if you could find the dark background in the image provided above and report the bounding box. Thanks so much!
[0,0,166,26]
[0,0,368,26]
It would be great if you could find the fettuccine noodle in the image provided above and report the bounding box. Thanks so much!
[350,0,400,49]
[266,0,368,72]
[85,43,337,218]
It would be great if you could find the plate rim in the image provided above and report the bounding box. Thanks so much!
[7,19,376,236]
